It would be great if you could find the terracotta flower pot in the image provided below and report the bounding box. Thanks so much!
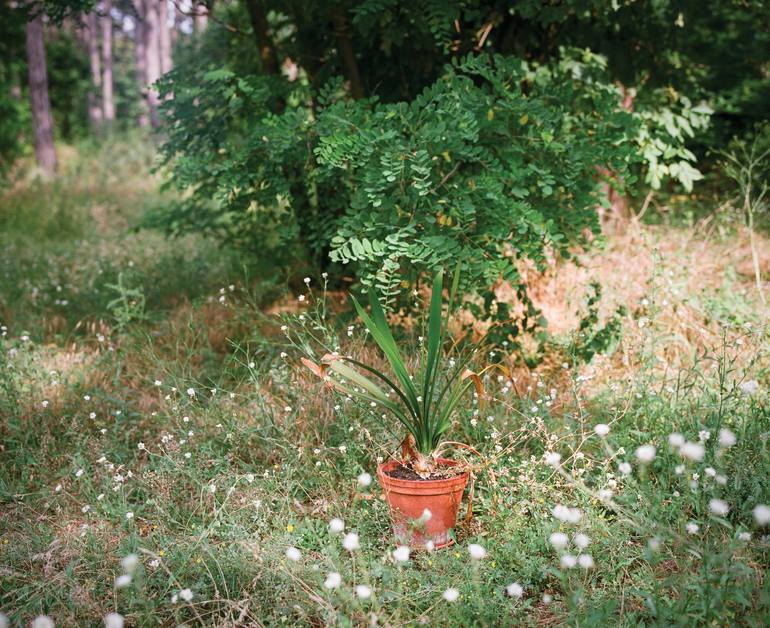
[377,458,469,549]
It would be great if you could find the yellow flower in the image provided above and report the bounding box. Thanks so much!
[287,524,294,533]
[159,550,165,557]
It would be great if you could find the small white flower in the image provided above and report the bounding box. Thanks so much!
[324,572,342,589]
[573,533,590,550]
[635,445,656,463]
[75,468,84,478]
[679,442,705,461]
[467,543,486,560]
[738,531,751,541]
[329,518,345,533]
[81,505,91,513]
[425,540,435,552]
[560,554,577,569]
[686,522,699,535]
[598,488,614,501]
[303,277,311,285]
[578,554,594,569]
[506,582,523,598]
[342,532,360,551]
[739,379,759,396]
[443,588,460,602]
[114,574,132,589]
[419,508,432,522]
[668,432,685,448]
[125,512,134,520]
[552,505,582,524]
[393,545,411,562]
[709,499,729,516]
[121,553,139,574]
[137,442,145,450]
[357,472,372,487]
[594,423,610,437]
[285,547,301,562]
[753,504,770,526]
[186,388,195,397]
[618,462,632,476]
[32,617,54,628]
[355,584,372,599]
[718,428,736,448]
[104,612,124,628]
[154,380,162,386]
[544,452,561,467]
[542,593,553,604]
[549,532,569,549]
[698,430,711,443]
[179,588,194,602]
[705,467,716,478]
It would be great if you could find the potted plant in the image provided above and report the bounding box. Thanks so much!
[303,267,484,548]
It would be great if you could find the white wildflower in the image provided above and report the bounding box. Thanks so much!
[342,532,360,551]
[560,554,577,569]
[467,544,486,560]
[103,613,124,628]
[114,574,132,589]
[635,445,656,463]
[668,432,685,448]
[686,522,699,535]
[329,518,345,533]
[393,546,411,562]
[285,547,301,562]
[718,428,736,448]
[549,532,569,549]
[357,472,372,487]
[506,582,523,598]
[594,423,610,437]
[753,504,770,526]
[578,554,594,569]
[679,442,705,461]
[355,584,372,599]
[443,588,460,602]
[324,572,342,589]
[709,499,729,516]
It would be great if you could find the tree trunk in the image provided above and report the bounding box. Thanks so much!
[194,3,208,33]
[158,0,172,74]
[101,0,116,123]
[332,9,363,99]
[244,0,278,74]
[133,0,150,128]
[85,12,103,130]
[143,0,162,126]
[25,12,57,175]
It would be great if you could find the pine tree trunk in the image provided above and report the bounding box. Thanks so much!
[194,3,208,33]
[245,0,278,74]
[158,0,172,74]
[143,0,162,127]
[101,0,116,123]
[85,12,103,130]
[25,12,57,175]
[133,1,150,128]
[332,10,363,99]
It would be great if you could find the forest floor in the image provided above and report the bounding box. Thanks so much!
[1,137,769,626]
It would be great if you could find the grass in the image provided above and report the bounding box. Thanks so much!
[1,137,769,626]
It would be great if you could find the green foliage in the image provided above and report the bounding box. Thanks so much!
[157,50,641,308]
[305,267,481,457]
[570,281,626,365]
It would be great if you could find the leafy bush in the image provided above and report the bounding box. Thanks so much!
[156,51,640,301]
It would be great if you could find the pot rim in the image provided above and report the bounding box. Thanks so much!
[377,458,469,490]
